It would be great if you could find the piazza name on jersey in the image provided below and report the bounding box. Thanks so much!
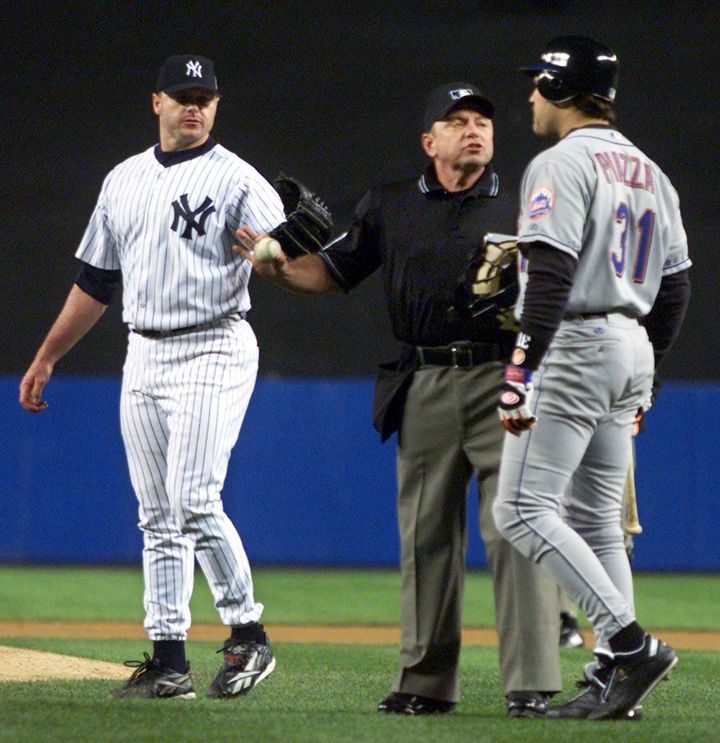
[594,150,654,192]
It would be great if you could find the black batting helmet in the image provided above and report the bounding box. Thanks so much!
[520,36,619,103]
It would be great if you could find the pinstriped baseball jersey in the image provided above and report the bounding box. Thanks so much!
[17,52,290,672]
[74,138,285,643]
[76,142,284,331]
[516,126,691,317]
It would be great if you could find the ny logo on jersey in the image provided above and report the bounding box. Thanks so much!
[171,194,216,239]
[186,60,203,78]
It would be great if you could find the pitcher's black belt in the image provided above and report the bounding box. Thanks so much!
[132,312,246,339]
[415,341,503,368]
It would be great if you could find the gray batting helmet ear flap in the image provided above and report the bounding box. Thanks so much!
[520,36,619,103]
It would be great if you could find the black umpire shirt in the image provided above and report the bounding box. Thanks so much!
[320,164,518,349]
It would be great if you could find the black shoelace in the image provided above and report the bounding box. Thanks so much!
[122,652,158,683]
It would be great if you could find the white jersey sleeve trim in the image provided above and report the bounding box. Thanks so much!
[661,256,692,276]
[517,233,580,260]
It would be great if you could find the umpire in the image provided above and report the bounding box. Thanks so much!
[238,83,561,715]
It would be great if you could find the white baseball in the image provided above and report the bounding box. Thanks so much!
[254,236,282,263]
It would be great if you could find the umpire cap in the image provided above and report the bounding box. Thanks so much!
[423,82,495,131]
[156,54,218,94]
[520,36,618,103]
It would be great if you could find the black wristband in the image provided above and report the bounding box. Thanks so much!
[510,330,550,371]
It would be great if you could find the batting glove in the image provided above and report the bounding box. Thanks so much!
[498,365,537,435]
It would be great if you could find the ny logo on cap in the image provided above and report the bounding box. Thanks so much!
[186,60,203,78]
[450,88,474,100]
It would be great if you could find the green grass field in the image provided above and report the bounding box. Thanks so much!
[1,567,719,742]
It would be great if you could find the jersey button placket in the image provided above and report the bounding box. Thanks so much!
[138,168,167,325]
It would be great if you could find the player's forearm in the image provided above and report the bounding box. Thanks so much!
[33,284,108,366]
[271,253,342,294]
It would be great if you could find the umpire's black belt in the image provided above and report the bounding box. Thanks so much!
[415,341,503,368]
[132,312,246,339]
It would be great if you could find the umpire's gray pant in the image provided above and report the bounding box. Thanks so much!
[391,361,562,702]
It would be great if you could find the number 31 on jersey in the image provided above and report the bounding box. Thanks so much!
[612,203,655,283]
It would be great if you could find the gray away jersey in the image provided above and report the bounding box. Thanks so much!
[516,127,691,318]
[76,144,285,331]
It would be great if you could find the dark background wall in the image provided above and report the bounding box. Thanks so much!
[3,1,717,379]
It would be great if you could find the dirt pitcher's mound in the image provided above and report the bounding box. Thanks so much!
[0,646,128,682]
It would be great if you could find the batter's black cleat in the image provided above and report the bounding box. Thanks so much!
[586,634,677,720]
[207,638,276,698]
[547,638,674,721]
[377,692,455,715]
[506,691,549,717]
[111,653,195,699]
[559,612,585,649]
[547,657,643,719]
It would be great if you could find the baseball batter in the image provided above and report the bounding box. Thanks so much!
[19,55,285,699]
[492,37,691,720]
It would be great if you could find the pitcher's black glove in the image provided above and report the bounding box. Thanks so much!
[269,174,333,259]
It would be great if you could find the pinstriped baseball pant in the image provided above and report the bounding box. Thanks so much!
[494,314,654,647]
[120,317,262,641]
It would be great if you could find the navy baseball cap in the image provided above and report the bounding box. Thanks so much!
[156,55,218,94]
[422,82,494,131]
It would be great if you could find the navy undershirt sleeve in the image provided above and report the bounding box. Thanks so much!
[518,242,576,369]
[641,268,690,369]
[75,262,122,305]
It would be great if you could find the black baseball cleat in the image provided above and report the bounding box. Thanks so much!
[547,638,674,721]
[506,691,549,718]
[377,692,455,715]
[111,653,195,699]
[559,612,585,649]
[546,657,643,719]
[207,638,276,698]
[586,634,677,720]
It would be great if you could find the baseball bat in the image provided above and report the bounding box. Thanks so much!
[622,439,643,535]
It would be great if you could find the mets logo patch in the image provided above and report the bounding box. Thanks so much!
[528,187,554,220]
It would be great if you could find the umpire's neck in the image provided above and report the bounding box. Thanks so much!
[433,162,486,193]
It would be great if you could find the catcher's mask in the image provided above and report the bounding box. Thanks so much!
[449,234,519,322]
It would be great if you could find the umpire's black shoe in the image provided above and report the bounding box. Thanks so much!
[586,634,677,720]
[112,653,195,699]
[377,692,455,715]
[207,638,276,698]
[506,691,549,718]
[559,612,585,649]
